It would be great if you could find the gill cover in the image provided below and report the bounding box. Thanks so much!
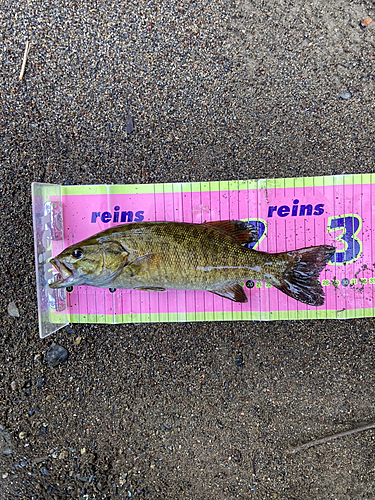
[50,240,129,288]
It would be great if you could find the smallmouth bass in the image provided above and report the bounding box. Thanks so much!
[49,220,336,306]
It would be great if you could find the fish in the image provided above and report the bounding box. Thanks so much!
[49,220,336,306]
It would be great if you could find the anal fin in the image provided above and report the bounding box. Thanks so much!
[208,283,248,303]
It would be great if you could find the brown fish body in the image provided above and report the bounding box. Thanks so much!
[50,220,335,306]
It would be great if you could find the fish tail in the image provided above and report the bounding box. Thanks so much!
[272,245,336,306]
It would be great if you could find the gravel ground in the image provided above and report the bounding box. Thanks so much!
[1,0,375,498]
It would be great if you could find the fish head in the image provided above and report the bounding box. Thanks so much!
[49,240,129,289]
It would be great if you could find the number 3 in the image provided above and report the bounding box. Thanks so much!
[327,214,362,265]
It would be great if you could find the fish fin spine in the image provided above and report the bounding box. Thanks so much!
[202,220,258,245]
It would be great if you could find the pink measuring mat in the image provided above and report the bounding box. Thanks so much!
[32,174,375,337]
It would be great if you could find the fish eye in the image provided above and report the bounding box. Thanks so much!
[72,248,84,260]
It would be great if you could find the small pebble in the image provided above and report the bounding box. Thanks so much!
[58,450,69,460]
[10,381,17,391]
[34,353,42,363]
[2,472,8,479]
[235,357,244,367]
[40,466,49,476]
[65,325,75,335]
[19,432,26,440]
[361,18,372,27]
[81,447,86,455]
[0,425,13,455]
[46,343,68,367]
[36,377,46,389]
[7,301,19,318]
[73,336,82,346]
[339,92,351,100]
[126,114,134,134]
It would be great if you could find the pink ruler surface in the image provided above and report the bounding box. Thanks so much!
[50,175,375,323]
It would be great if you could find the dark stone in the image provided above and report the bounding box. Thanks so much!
[235,357,244,367]
[0,425,13,455]
[126,114,134,134]
[36,377,46,389]
[40,466,49,476]
[46,344,68,367]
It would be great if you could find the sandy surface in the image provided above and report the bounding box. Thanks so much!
[1,0,375,498]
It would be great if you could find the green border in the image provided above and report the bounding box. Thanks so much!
[61,173,375,197]
[67,307,375,324]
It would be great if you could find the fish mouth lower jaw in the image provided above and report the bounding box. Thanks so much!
[49,258,77,289]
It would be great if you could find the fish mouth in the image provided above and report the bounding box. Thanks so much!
[49,258,77,289]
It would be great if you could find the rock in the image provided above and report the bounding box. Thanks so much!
[0,425,13,455]
[36,377,46,388]
[339,92,352,100]
[10,381,17,391]
[65,325,75,335]
[40,466,49,476]
[34,353,42,363]
[23,379,31,396]
[27,407,39,417]
[46,344,68,367]
[7,301,19,318]
[235,357,244,367]
[126,114,134,134]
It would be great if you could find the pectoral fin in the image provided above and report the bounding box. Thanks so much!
[126,253,161,277]
[208,283,248,303]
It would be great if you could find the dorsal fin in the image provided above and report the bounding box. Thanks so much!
[202,220,258,245]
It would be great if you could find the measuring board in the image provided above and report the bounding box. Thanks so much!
[32,174,375,338]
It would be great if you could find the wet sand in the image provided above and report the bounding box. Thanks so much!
[1,0,374,498]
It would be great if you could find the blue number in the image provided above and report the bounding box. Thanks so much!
[327,214,362,265]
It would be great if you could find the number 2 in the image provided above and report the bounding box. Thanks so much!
[327,214,362,265]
